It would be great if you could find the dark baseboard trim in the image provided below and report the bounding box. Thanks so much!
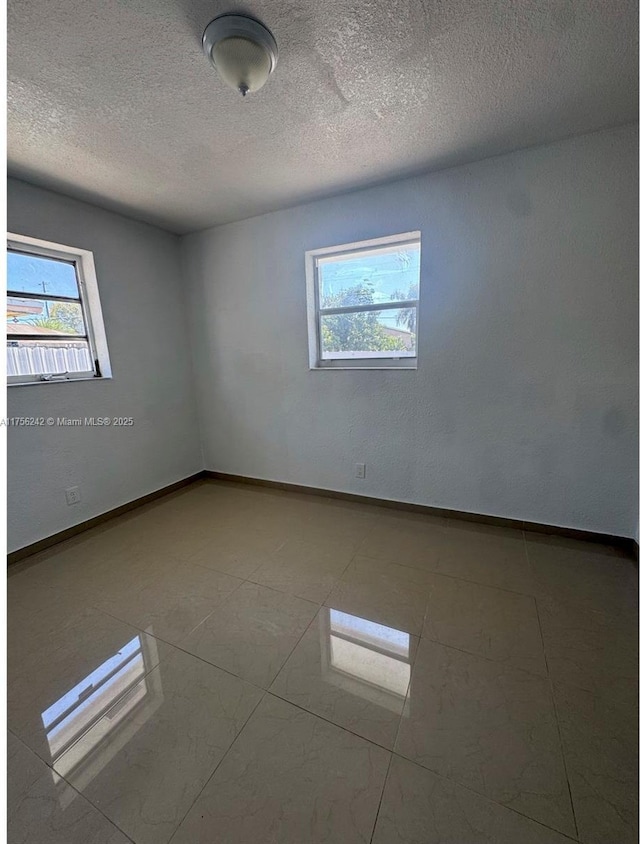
[8,469,637,566]
[7,471,207,566]
[205,470,638,558]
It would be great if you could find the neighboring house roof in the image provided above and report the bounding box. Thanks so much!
[381,326,413,349]
[6,300,42,317]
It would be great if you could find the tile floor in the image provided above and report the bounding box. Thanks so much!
[7,480,638,844]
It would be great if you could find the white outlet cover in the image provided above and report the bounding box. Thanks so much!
[65,486,81,505]
[355,463,366,479]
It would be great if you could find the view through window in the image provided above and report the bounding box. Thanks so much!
[306,232,421,369]
[6,236,111,384]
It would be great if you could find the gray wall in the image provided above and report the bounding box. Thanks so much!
[7,179,202,552]
[182,124,639,538]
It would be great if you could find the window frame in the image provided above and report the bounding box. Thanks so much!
[6,233,112,386]
[305,231,421,370]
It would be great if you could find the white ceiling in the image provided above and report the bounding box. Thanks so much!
[8,0,638,234]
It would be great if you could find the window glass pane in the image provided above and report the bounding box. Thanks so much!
[320,307,417,359]
[318,241,420,309]
[7,251,79,298]
[7,339,93,377]
[7,298,87,336]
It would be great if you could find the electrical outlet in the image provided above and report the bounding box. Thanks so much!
[65,486,81,506]
[355,463,366,479]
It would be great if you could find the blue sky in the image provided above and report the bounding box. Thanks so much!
[7,252,79,299]
[318,245,420,307]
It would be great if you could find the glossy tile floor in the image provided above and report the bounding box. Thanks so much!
[7,480,638,844]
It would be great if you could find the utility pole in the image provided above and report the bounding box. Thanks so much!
[40,277,49,318]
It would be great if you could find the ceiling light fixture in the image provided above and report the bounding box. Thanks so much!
[202,14,278,97]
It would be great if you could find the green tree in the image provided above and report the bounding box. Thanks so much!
[30,302,83,334]
[50,302,84,334]
[321,283,407,353]
[390,282,419,335]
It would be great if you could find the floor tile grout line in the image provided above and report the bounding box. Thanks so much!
[40,611,200,773]
[90,554,325,661]
[522,530,580,838]
[525,534,580,841]
[265,688,397,756]
[15,519,538,602]
[165,688,268,844]
[389,640,415,759]
[10,486,631,842]
[19,567,553,707]
[532,594,581,841]
[239,541,360,607]
[96,591,553,690]
[15,548,586,699]
[229,577,325,606]
[181,551,554,680]
[14,704,580,844]
[15,579,623,809]
[8,730,138,844]
[380,537,580,843]
[244,571,347,604]
[352,525,372,559]
[367,747,394,844]
[415,631,550,681]
[267,602,325,693]
[90,608,269,697]
[94,586,327,703]
[162,572,250,638]
[6,729,53,819]
[22,532,634,629]
[351,551,540,600]
[389,745,582,843]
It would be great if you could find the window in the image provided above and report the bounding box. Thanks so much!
[6,234,112,384]
[306,231,421,369]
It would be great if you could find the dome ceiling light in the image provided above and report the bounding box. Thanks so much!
[202,14,278,97]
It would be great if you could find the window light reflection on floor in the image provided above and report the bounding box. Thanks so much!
[324,609,411,711]
[41,631,163,805]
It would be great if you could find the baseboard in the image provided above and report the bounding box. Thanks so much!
[7,471,207,566]
[205,470,638,557]
[8,468,637,566]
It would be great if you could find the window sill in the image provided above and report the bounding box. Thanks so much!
[8,375,113,387]
[310,365,417,371]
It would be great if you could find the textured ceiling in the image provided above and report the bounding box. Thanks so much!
[8,0,639,233]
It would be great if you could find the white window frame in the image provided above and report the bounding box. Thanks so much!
[305,231,421,370]
[7,233,112,386]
